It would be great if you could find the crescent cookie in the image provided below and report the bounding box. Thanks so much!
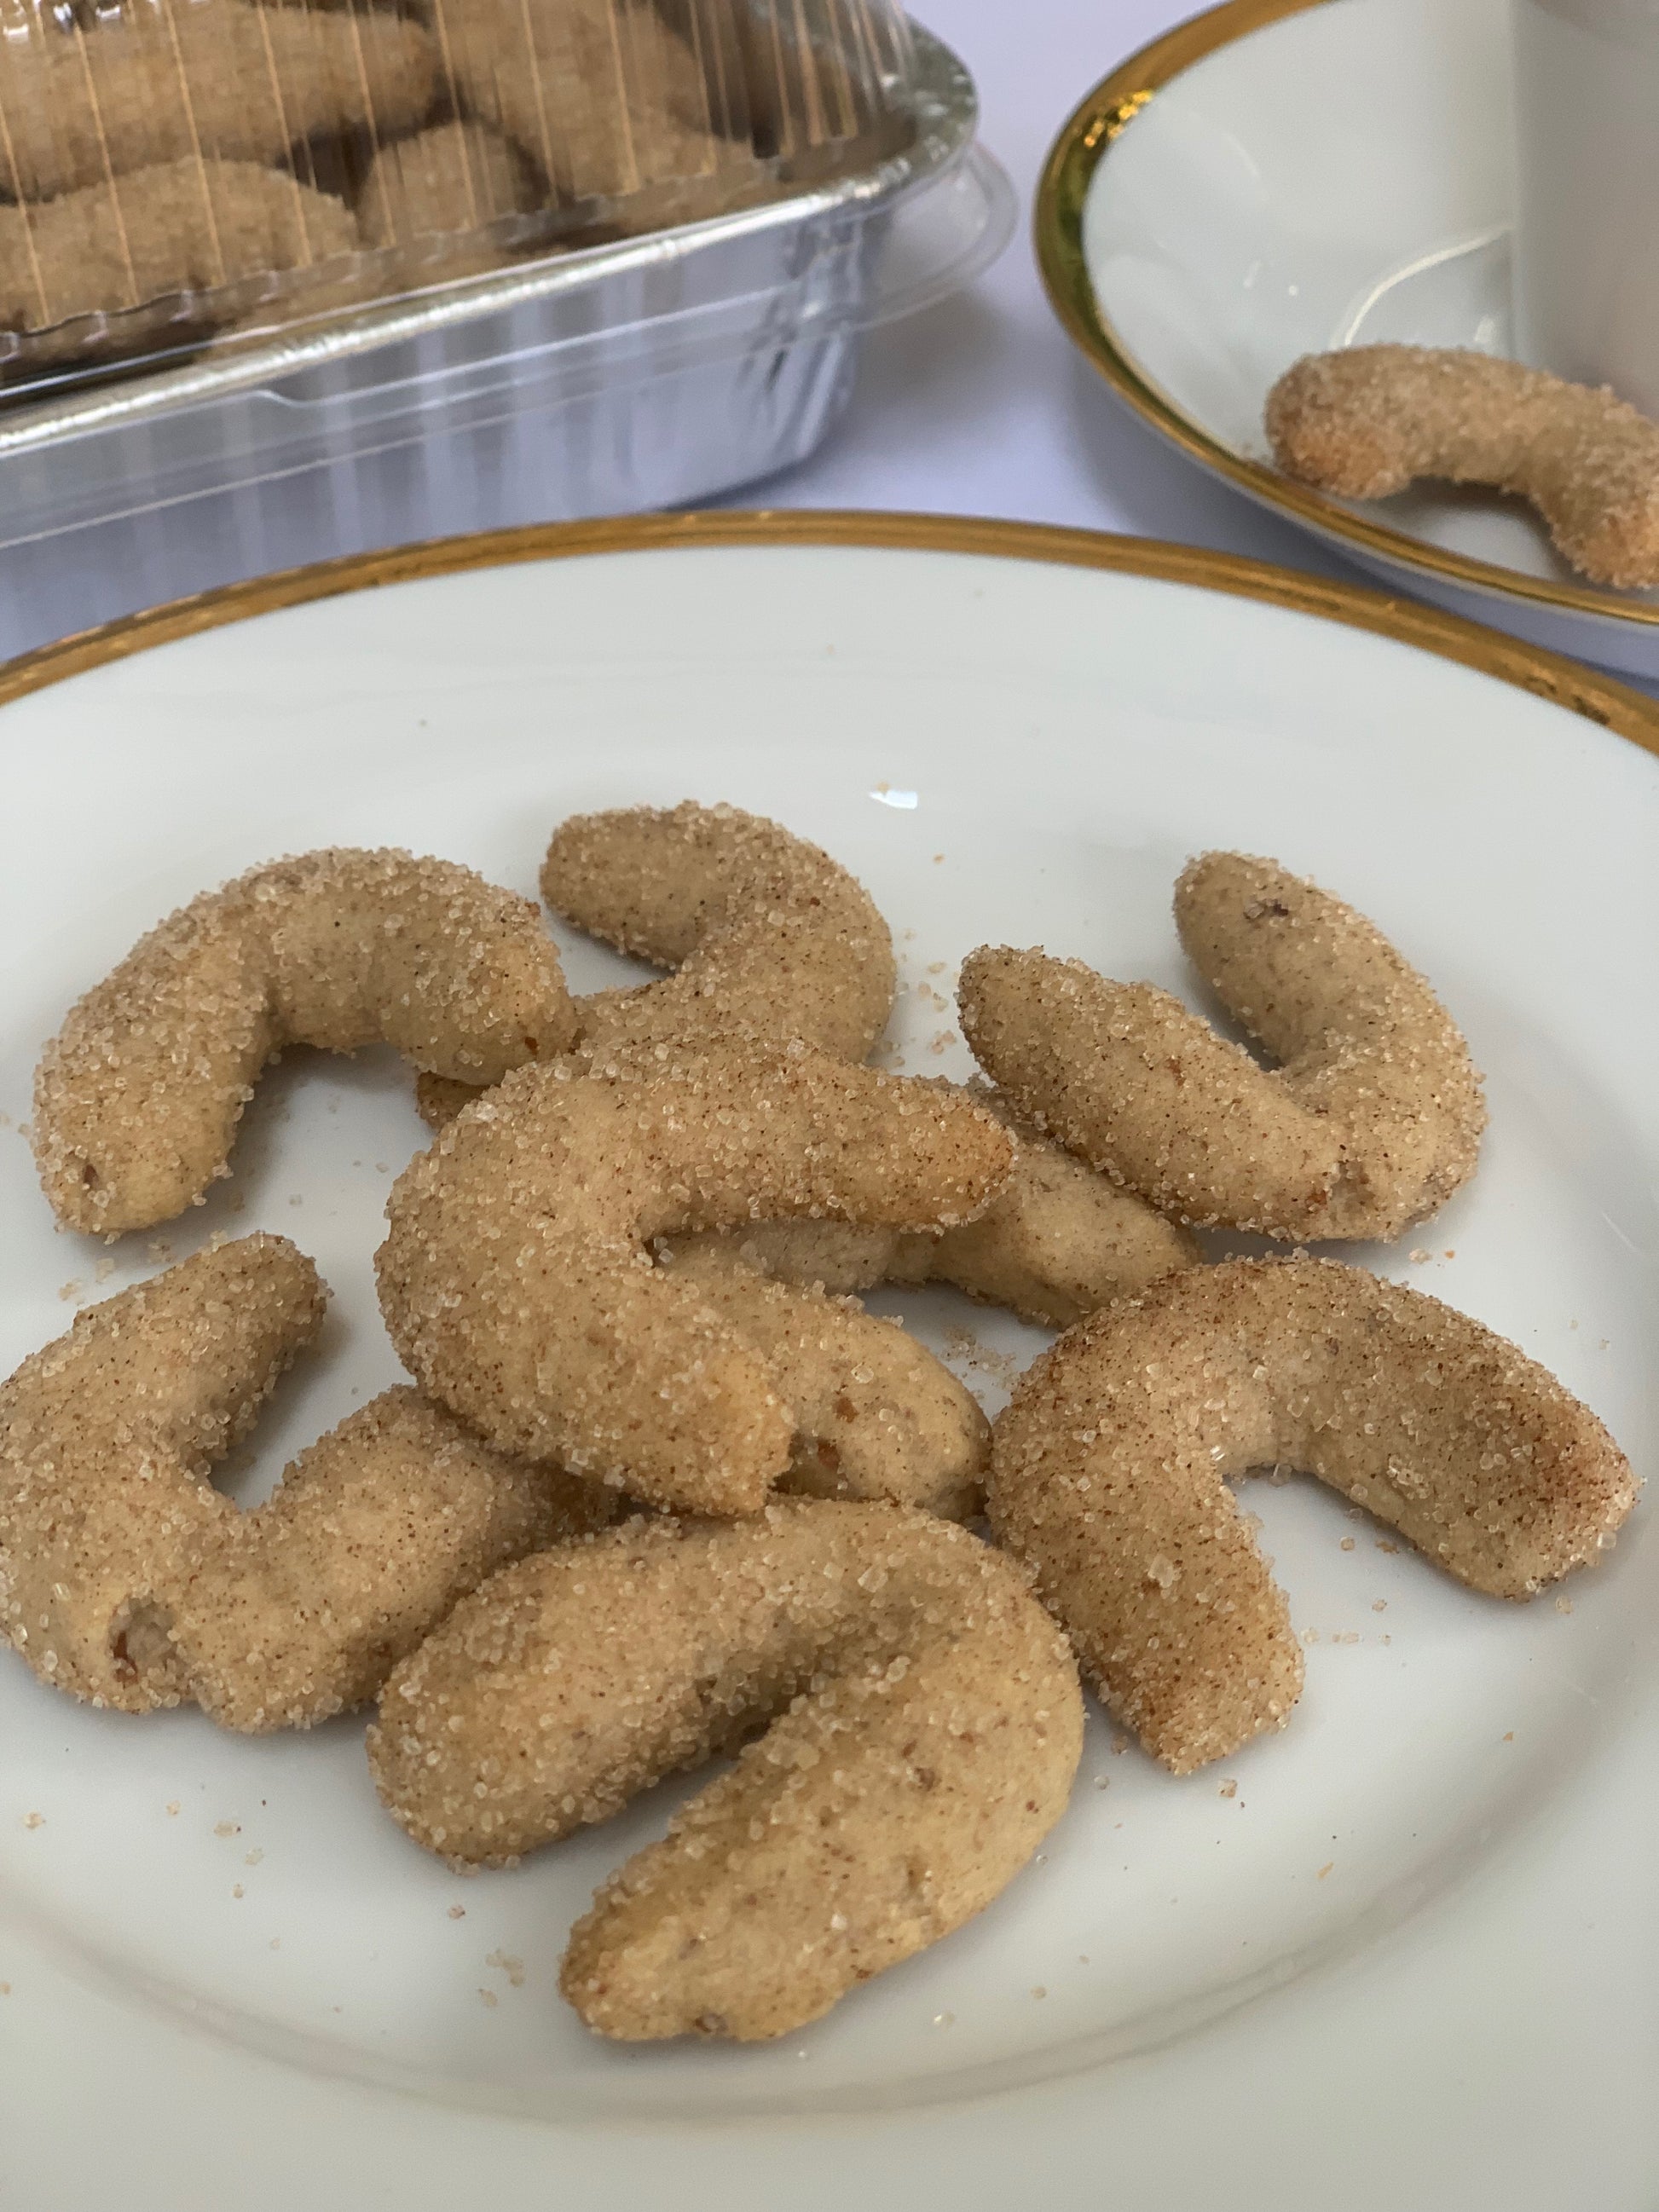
[960,852,1485,1241]
[419,1068,1197,1331]
[542,800,898,1065]
[368,1500,1083,2041]
[428,0,743,206]
[1267,345,1659,590]
[32,848,576,1235]
[685,1083,1198,1329]
[0,160,360,341]
[655,1241,990,1521]
[0,1238,610,1721]
[989,1257,1636,1775]
[0,3,436,204]
[376,1047,1013,1515]
[412,800,897,1124]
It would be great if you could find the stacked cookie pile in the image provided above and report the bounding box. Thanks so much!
[0,802,1634,2042]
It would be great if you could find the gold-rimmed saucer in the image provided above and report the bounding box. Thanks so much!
[1038,0,1659,679]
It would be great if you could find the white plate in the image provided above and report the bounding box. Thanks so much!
[1039,0,1659,681]
[1,517,1656,2212]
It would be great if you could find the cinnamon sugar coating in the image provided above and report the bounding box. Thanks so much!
[368,1499,1082,2040]
[692,1084,1198,1327]
[990,1258,1636,1775]
[376,1048,1013,1515]
[416,1055,1004,1518]
[420,1070,1196,1331]
[960,852,1485,1242]
[0,1236,325,1710]
[656,1241,989,1520]
[156,1386,615,1731]
[413,800,895,1123]
[32,847,575,1235]
[1266,344,1659,589]
[0,1238,610,1723]
[542,800,897,1064]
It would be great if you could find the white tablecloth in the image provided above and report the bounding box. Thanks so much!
[0,2,1375,665]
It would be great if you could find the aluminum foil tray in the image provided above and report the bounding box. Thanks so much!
[0,25,1010,653]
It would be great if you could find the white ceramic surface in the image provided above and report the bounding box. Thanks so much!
[0,535,1655,2211]
[1078,0,1659,678]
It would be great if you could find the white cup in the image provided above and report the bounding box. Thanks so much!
[1512,0,1659,416]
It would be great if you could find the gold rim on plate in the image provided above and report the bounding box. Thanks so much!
[1035,0,1659,638]
[1,507,1656,754]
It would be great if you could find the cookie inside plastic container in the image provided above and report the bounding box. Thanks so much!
[0,0,916,383]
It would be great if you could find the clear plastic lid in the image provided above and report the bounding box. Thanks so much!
[0,0,919,387]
